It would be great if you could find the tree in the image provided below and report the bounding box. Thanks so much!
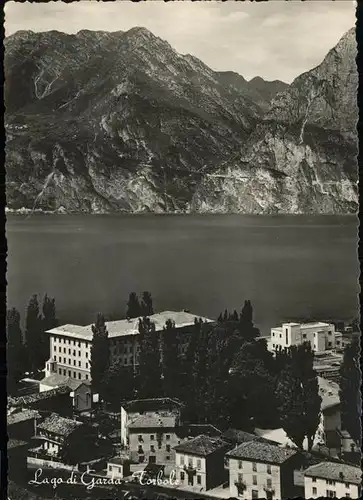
[238,300,260,342]
[7,308,26,393]
[162,319,181,397]
[339,337,361,444]
[41,294,58,365]
[276,343,321,450]
[138,317,162,397]
[126,292,142,319]
[24,295,43,372]
[90,313,110,396]
[141,291,154,317]
[101,361,135,411]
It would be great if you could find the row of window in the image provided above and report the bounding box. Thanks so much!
[54,356,89,369]
[138,455,171,463]
[53,337,87,348]
[179,456,202,469]
[237,473,272,488]
[138,434,171,441]
[311,478,350,488]
[54,346,89,357]
[237,460,271,474]
[138,445,171,453]
[318,489,350,498]
[57,368,89,380]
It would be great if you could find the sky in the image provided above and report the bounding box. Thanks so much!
[4,0,356,83]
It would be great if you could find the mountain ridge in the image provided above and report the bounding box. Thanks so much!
[5,27,357,214]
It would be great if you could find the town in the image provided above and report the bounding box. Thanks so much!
[7,292,361,500]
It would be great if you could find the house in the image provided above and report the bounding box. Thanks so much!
[304,461,361,498]
[269,322,335,352]
[107,456,130,479]
[128,414,179,466]
[337,430,361,464]
[28,413,96,466]
[7,409,41,441]
[227,441,300,500]
[39,373,93,412]
[120,397,184,447]
[44,311,214,382]
[174,435,231,491]
[8,386,73,417]
[315,377,341,456]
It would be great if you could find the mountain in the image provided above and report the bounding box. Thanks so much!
[5,27,357,214]
[192,28,358,214]
[5,28,273,213]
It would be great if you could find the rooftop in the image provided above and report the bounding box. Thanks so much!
[227,441,297,464]
[7,439,28,450]
[300,322,331,329]
[318,376,340,411]
[47,311,214,340]
[222,428,277,446]
[129,414,177,429]
[174,435,230,457]
[8,385,71,408]
[304,461,361,485]
[37,413,83,437]
[40,374,90,391]
[108,457,128,466]
[123,397,184,413]
[7,409,41,426]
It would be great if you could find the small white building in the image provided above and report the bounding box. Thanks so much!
[270,322,335,352]
[304,461,361,498]
[107,457,130,479]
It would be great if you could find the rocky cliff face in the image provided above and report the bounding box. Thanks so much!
[5,27,357,214]
[192,28,358,214]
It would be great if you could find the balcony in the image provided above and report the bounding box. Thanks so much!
[234,481,246,496]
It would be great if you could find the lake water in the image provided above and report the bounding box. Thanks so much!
[6,214,359,335]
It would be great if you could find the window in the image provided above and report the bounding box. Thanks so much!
[345,484,350,489]
[279,334,282,338]
[266,478,272,488]
[138,445,143,453]
[328,342,332,347]
[197,459,201,469]
[166,434,171,440]
[180,472,185,481]
[327,480,336,486]
[188,458,193,467]
[312,487,317,495]
[78,351,81,357]
[238,473,243,483]
[166,445,171,452]
[86,352,88,358]
[63,357,66,363]
[272,344,275,348]
[68,370,71,377]
[252,490,258,499]
[73,350,76,356]
[302,334,307,339]
[150,435,155,441]
[312,477,316,483]
[68,358,71,365]
[68,349,71,355]
[85,374,89,380]
[252,462,257,472]
[124,358,128,365]
[78,373,81,379]
[326,490,335,498]
[63,369,67,375]
[58,369,61,374]
[54,346,57,352]
[85,363,88,369]
[54,355,57,361]
[166,455,170,461]
[78,342,81,348]
[79,361,81,367]
[328,331,332,335]
[238,460,243,469]
[73,360,76,366]
[197,475,201,485]
[150,445,155,453]
[253,475,257,485]
[139,455,144,463]
[272,332,275,337]
[138,435,143,442]
[63,348,66,353]
[73,371,76,378]
[267,464,271,474]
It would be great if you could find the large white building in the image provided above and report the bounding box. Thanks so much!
[44,311,214,382]
[269,322,336,352]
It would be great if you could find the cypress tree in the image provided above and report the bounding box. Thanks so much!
[238,300,260,342]
[339,337,361,444]
[41,294,58,365]
[162,319,181,397]
[25,295,43,372]
[90,313,110,396]
[7,308,26,392]
[141,291,154,317]
[100,361,135,411]
[138,317,162,397]
[126,293,142,319]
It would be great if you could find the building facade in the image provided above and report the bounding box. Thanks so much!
[227,441,299,500]
[39,373,92,412]
[128,414,179,466]
[174,435,230,491]
[45,311,214,382]
[304,462,361,498]
[270,322,335,352]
